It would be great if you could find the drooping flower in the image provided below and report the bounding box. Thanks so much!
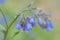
[38,18,44,25]
[15,10,54,32]
[16,23,21,30]
[20,18,26,31]
[49,21,54,29]
[25,23,32,32]
[38,17,46,29]
[30,17,36,27]
[16,17,32,32]
[16,18,25,31]
[45,20,54,32]
[46,20,54,28]
[46,26,51,32]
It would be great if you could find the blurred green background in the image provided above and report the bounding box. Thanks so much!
[0,0,60,40]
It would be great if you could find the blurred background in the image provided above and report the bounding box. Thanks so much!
[0,0,60,40]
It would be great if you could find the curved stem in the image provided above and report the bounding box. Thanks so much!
[0,8,8,40]
[4,14,20,40]
[0,8,35,40]
[3,10,28,40]
[0,8,8,28]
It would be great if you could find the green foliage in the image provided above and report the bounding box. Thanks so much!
[12,31,20,39]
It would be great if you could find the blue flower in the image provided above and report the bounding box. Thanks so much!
[16,23,21,30]
[38,18,44,25]
[25,28,29,32]
[46,20,54,29]
[46,26,51,32]
[49,21,54,29]
[37,18,47,30]
[30,17,36,27]
[25,23,32,32]
[0,0,6,5]
[46,20,54,32]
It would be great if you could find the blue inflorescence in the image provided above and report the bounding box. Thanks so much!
[16,9,54,32]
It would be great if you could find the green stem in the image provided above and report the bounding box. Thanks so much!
[4,9,36,40]
[8,9,29,29]
[0,8,8,40]
[1,9,29,40]
[0,8,20,40]
[0,9,8,28]
[4,14,20,40]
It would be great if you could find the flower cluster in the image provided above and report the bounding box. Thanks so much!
[16,17,36,32]
[16,9,54,32]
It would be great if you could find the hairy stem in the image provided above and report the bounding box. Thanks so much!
[4,14,20,40]
[0,8,8,40]
[8,9,29,30]
[0,9,8,28]
[0,9,28,40]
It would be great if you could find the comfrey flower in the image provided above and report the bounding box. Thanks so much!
[29,17,36,27]
[38,17,46,29]
[46,26,51,32]
[16,17,33,32]
[46,20,54,32]
[48,20,54,29]
[16,23,21,30]
[25,23,32,32]
[0,0,6,5]
[38,18,44,25]
[16,18,25,30]
[16,8,54,32]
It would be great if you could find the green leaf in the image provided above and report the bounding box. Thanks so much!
[12,31,20,39]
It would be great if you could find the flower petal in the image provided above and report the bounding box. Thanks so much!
[30,17,36,27]
[16,23,21,30]
[46,26,51,32]
[38,18,44,25]
[24,23,32,32]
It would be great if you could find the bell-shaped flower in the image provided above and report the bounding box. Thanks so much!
[46,20,54,32]
[16,23,21,30]
[46,20,54,29]
[46,26,51,32]
[30,17,36,27]
[38,17,46,29]
[25,23,32,32]
[38,18,44,25]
